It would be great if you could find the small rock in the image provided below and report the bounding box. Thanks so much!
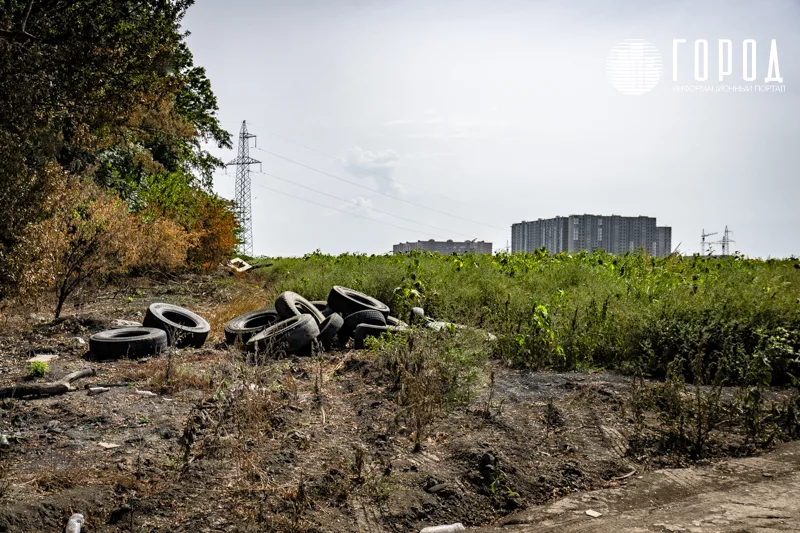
[111,319,141,328]
[99,442,121,449]
[75,337,86,345]
[585,509,602,518]
[27,353,59,363]
[426,483,451,494]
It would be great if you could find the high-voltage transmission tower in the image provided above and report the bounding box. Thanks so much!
[227,121,260,256]
[720,226,735,256]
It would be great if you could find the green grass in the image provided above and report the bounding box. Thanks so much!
[27,361,49,378]
[256,250,800,385]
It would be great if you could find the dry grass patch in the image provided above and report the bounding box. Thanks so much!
[112,352,220,393]
[201,286,270,343]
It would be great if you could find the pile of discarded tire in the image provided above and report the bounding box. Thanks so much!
[85,286,484,361]
[225,286,409,356]
[89,303,210,359]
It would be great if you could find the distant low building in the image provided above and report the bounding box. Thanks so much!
[512,214,672,257]
[393,239,492,255]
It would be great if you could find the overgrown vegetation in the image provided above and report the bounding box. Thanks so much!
[260,250,800,385]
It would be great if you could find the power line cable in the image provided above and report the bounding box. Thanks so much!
[259,129,456,201]
[246,180,446,239]
[246,170,476,239]
[252,146,507,232]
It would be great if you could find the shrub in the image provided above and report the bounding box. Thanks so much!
[10,175,140,318]
[138,173,238,272]
[6,161,245,315]
[368,327,489,449]
[27,361,49,378]
[186,193,239,272]
[133,214,192,275]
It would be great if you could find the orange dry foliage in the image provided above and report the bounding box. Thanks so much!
[11,172,140,317]
[10,171,203,317]
[187,194,238,272]
[134,215,193,275]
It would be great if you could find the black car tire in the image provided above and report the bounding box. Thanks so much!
[326,286,390,318]
[224,308,280,346]
[143,303,210,348]
[275,292,326,325]
[89,327,168,359]
[338,309,387,342]
[317,313,344,350]
[246,314,320,355]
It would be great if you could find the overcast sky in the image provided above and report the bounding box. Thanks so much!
[184,0,799,258]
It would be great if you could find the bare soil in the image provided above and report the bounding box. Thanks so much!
[474,440,800,532]
[0,275,796,532]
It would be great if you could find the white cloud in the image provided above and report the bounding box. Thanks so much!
[340,146,402,194]
[340,196,375,218]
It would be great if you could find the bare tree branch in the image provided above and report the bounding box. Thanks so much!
[21,0,34,33]
[0,368,97,399]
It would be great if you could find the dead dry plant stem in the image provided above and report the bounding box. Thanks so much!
[0,368,97,398]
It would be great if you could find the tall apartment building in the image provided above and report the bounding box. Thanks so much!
[393,239,492,255]
[657,226,672,258]
[511,215,672,257]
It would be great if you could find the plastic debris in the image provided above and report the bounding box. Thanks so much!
[65,513,84,533]
[135,389,157,397]
[88,387,110,396]
[227,257,253,273]
[585,509,602,518]
[420,524,466,533]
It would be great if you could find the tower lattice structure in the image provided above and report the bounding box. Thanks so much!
[227,121,260,256]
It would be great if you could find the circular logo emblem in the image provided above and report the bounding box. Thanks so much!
[606,39,662,95]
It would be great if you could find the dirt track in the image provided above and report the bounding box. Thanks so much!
[475,440,800,533]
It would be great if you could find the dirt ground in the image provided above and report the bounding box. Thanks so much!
[0,275,796,532]
[474,440,800,532]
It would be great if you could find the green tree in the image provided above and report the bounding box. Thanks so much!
[0,0,232,291]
